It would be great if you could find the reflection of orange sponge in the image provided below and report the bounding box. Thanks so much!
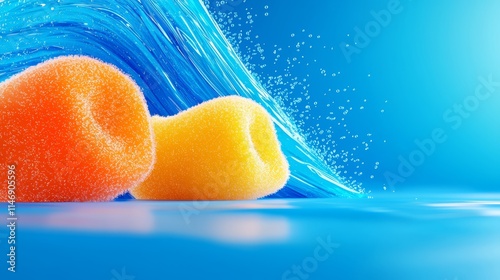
[0,56,155,202]
[131,96,289,200]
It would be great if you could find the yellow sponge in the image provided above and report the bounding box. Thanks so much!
[131,96,289,200]
[0,56,155,202]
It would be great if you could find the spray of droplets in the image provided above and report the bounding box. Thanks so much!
[203,1,388,193]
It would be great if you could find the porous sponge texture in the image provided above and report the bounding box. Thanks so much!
[0,56,155,202]
[130,96,289,200]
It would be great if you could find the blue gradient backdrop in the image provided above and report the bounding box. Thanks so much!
[225,0,500,193]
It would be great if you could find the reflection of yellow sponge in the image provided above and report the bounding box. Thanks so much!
[0,56,155,202]
[131,96,289,200]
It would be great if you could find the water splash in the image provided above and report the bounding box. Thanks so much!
[0,0,362,198]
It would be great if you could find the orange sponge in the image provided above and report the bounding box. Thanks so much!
[0,56,155,202]
[130,96,289,200]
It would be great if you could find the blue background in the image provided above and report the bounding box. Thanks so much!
[214,0,500,193]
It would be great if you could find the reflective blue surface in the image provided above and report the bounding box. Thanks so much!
[1,194,500,279]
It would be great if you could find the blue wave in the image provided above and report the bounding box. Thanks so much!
[0,0,362,198]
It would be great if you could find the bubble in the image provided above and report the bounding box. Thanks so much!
[204,1,375,193]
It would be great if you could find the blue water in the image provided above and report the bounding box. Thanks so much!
[0,0,361,198]
[1,195,500,279]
